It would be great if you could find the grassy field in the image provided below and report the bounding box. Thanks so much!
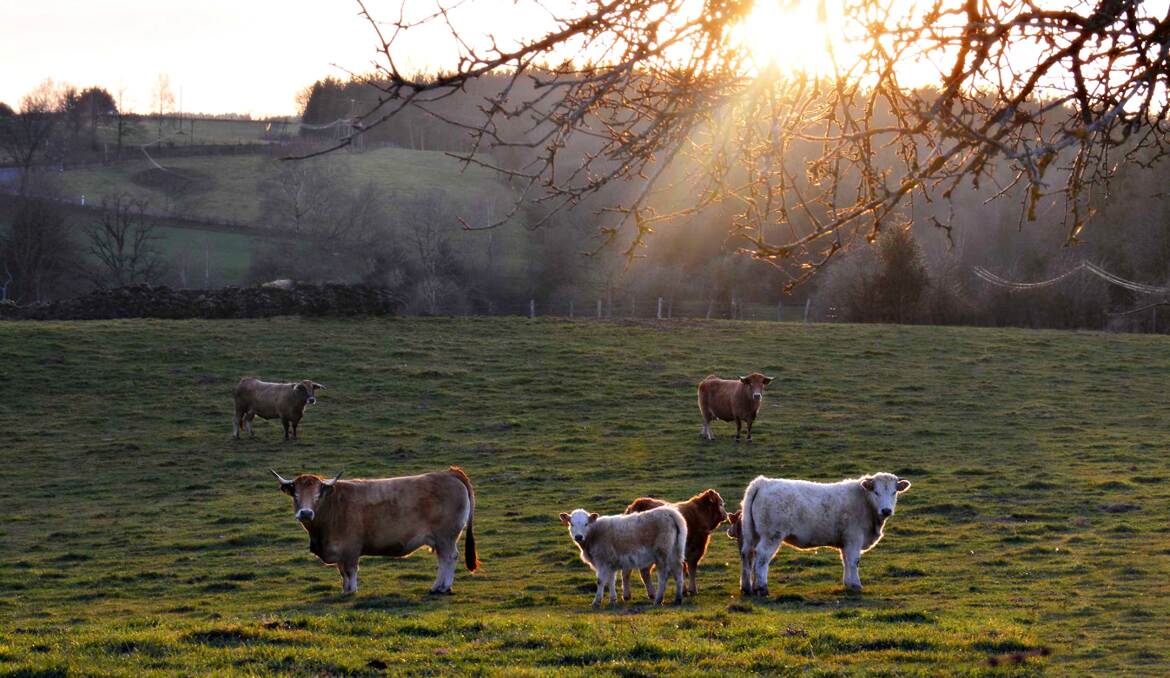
[57,146,515,226]
[1,318,1167,676]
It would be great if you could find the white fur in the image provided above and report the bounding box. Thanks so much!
[561,507,687,607]
[737,472,910,594]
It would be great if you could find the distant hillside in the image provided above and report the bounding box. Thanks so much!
[55,146,516,227]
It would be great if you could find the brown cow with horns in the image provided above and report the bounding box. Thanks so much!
[271,466,479,594]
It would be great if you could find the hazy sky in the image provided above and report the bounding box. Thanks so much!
[0,1,387,116]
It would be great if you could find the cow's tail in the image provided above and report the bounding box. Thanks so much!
[671,508,688,565]
[449,466,479,572]
[740,476,765,559]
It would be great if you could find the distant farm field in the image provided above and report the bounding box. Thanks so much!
[1,319,1167,675]
[56,146,515,226]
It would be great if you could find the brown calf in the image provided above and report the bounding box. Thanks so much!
[697,373,773,442]
[234,377,324,440]
[623,489,729,595]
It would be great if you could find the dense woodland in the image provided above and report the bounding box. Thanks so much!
[2,74,1169,331]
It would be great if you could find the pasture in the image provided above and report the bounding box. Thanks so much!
[0,318,1167,675]
[55,146,515,226]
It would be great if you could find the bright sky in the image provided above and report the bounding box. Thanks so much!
[0,1,385,117]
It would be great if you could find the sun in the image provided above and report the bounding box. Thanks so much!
[729,0,838,76]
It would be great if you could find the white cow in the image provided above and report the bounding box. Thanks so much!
[559,506,687,607]
[737,472,911,594]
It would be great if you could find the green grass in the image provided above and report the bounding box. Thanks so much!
[58,146,515,226]
[1,318,1167,675]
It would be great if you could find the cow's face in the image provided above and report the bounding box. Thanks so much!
[273,470,342,523]
[698,489,728,528]
[293,380,324,406]
[559,508,598,544]
[725,510,742,542]
[738,373,774,403]
[860,473,911,519]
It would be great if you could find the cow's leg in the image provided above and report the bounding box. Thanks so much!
[654,565,667,605]
[621,569,631,600]
[745,417,754,442]
[739,547,753,594]
[841,544,863,591]
[339,561,359,594]
[429,540,458,594]
[734,418,742,442]
[592,567,610,607]
[639,567,655,600]
[686,558,699,595]
[291,419,299,440]
[609,571,619,604]
[245,412,255,437]
[751,535,782,597]
[673,559,685,604]
[281,417,291,441]
[232,411,240,439]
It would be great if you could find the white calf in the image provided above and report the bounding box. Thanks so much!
[559,506,687,607]
[738,472,911,594]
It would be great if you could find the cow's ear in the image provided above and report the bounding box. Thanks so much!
[558,512,570,525]
[762,376,774,385]
[588,513,599,524]
[739,376,751,384]
[861,478,875,492]
[896,478,911,493]
[280,482,294,496]
[728,511,740,524]
[311,382,325,390]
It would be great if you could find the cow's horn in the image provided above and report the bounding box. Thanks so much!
[323,470,344,486]
[270,469,293,485]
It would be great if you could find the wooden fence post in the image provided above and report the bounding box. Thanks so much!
[597,299,602,318]
[803,298,811,323]
[529,299,535,318]
[657,297,663,319]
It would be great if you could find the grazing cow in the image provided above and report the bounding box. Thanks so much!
[234,377,324,440]
[697,373,774,442]
[623,489,728,596]
[272,466,479,594]
[559,506,687,607]
[737,473,911,595]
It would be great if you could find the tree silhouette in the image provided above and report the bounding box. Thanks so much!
[319,0,1170,287]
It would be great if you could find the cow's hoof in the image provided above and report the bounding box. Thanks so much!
[844,585,863,594]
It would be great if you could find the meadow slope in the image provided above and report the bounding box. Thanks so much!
[0,318,1167,676]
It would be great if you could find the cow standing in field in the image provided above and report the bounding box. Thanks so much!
[559,506,687,607]
[737,473,911,595]
[234,377,324,440]
[697,373,774,442]
[271,466,479,594]
[623,489,728,596]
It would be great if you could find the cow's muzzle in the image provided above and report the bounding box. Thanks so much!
[306,397,317,405]
[296,509,315,522]
[573,535,585,544]
[752,394,762,402]
[880,508,892,518]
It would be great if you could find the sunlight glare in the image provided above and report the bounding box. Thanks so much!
[730,0,836,76]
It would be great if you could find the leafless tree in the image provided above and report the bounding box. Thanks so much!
[0,80,64,195]
[86,194,164,287]
[0,199,80,302]
[318,0,1170,288]
[258,155,348,233]
[151,73,175,140]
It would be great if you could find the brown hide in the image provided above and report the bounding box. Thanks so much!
[697,375,768,423]
[284,468,474,568]
[624,489,728,569]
